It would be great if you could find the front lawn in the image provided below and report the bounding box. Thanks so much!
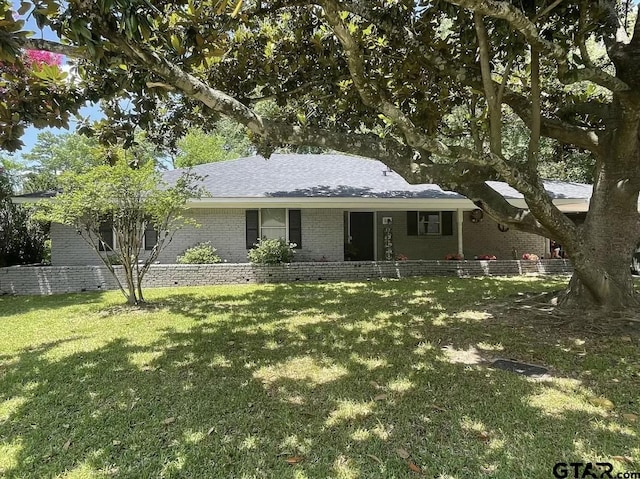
[0,277,638,478]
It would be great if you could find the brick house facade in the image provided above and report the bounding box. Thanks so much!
[25,154,590,266]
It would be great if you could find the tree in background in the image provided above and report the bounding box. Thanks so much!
[0,166,48,267]
[15,131,166,193]
[2,1,640,310]
[174,119,252,168]
[36,157,203,305]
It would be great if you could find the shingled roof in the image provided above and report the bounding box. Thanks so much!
[162,153,593,200]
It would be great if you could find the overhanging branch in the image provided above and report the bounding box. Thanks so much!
[444,0,629,92]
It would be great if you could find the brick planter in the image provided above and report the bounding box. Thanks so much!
[0,259,573,296]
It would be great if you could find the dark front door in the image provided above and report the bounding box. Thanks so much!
[349,212,375,261]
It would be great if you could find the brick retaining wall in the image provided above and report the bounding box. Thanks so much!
[0,260,573,296]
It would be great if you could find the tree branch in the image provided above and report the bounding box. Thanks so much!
[324,1,603,151]
[527,46,541,172]
[473,12,502,155]
[502,91,602,153]
[454,182,551,237]
[19,38,85,58]
[318,0,438,157]
[444,0,630,92]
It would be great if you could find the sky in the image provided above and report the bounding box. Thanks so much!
[11,0,104,157]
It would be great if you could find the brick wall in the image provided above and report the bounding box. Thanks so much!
[376,211,459,260]
[1,260,573,296]
[50,208,548,266]
[462,212,547,260]
[51,208,345,266]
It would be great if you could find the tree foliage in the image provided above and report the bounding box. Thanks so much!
[36,157,203,304]
[175,119,253,168]
[1,0,640,309]
[0,168,48,267]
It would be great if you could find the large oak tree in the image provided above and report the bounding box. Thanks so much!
[1,0,639,309]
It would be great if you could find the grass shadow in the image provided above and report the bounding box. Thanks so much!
[0,277,638,478]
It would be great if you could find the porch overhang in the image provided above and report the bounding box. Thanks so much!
[185,197,591,212]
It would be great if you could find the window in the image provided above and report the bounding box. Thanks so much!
[144,223,158,250]
[260,208,287,240]
[98,221,114,252]
[407,211,454,236]
[418,212,441,235]
[246,209,302,248]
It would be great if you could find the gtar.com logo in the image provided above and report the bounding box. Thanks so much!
[553,462,640,479]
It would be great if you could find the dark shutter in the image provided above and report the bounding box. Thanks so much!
[407,211,418,236]
[98,221,113,251]
[442,211,454,236]
[246,210,259,249]
[144,225,158,250]
[288,209,302,249]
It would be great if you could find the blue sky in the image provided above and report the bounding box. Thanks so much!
[11,0,103,157]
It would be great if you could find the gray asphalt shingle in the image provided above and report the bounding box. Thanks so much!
[162,153,592,200]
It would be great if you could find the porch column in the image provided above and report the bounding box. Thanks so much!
[456,209,464,256]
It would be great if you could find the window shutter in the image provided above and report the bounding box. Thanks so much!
[144,225,158,250]
[246,210,259,249]
[407,211,418,236]
[288,209,302,249]
[442,211,454,236]
[98,220,114,252]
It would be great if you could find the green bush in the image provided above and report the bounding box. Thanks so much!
[177,242,222,264]
[248,238,296,264]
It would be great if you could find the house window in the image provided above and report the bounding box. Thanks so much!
[98,221,114,252]
[246,209,302,248]
[418,212,441,235]
[261,208,287,240]
[407,211,454,236]
[144,223,158,250]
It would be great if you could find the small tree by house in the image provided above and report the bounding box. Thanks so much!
[37,157,202,304]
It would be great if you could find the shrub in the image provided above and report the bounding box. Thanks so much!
[177,242,222,264]
[521,253,540,261]
[107,254,122,265]
[248,238,296,264]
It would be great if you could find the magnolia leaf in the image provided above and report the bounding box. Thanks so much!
[396,448,410,459]
[231,0,243,17]
[611,455,634,464]
[408,461,422,473]
[622,413,638,422]
[18,1,31,15]
[285,456,303,464]
[589,397,615,410]
[163,417,176,425]
[215,0,228,15]
[62,439,72,451]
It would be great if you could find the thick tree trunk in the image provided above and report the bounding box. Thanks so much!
[559,92,640,310]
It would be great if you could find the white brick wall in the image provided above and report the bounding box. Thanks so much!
[51,208,345,265]
[0,260,574,296]
[49,208,547,265]
[462,213,547,260]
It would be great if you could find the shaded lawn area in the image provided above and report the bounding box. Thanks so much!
[0,277,638,478]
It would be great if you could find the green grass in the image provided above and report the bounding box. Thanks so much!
[0,277,638,478]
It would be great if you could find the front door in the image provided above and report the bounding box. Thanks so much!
[349,212,375,261]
